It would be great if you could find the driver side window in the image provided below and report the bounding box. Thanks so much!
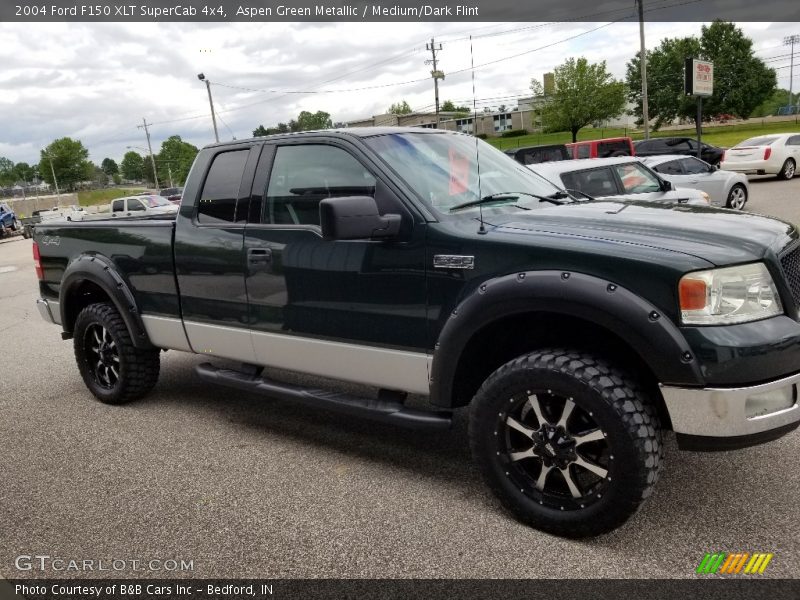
[265,145,376,226]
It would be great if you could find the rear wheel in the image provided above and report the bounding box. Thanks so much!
[469,348,663,537]
[726,184,747,210]
[73,302,160,404]
[778,158,796,180]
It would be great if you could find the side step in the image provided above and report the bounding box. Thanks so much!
[195,363,452,430]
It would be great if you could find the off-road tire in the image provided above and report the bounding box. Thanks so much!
[469,348,663,537]
[73,302,160,404]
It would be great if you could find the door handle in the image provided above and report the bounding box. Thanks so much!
[248,247,272,263]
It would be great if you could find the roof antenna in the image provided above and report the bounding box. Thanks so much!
[470,35,486,235]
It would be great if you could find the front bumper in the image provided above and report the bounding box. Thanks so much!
[36,298,61,325]
[662,371,800,451]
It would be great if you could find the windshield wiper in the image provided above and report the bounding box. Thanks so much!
[449,191,570,212]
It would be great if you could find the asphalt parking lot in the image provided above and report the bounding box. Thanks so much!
[2,177,800,580]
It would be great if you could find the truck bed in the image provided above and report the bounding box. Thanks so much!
[35,217,182,320]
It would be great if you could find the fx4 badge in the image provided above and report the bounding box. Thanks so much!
[40,235,61,246]
[433,255,474,269]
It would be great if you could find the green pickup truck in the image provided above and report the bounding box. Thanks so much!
[33,128,800,537]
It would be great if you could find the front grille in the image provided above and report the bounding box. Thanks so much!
[780,243,800,308]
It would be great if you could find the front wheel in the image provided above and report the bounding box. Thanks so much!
[778,158,796,180]
[469,348,663,537]
[726,184,747,210]
[73,302,160,404]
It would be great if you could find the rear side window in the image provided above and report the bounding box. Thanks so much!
[197,150,249,224]
[738,136,778,147]
[264,145,376,226]
[653,159,683,175]
[111,199,124,212]
[787,136,800,146]
[561,168,617,197]
[575,144,591,159]
[598,140,631,157]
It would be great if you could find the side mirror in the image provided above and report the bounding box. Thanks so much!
[660,179,674,192]
[319,196,401,241]
[710,165,718,172]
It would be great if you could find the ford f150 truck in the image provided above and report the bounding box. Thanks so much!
[33,128,800,537]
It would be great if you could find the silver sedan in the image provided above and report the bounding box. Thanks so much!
[641,154,750,210]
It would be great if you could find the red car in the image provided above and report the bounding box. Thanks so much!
[566,137,635,159]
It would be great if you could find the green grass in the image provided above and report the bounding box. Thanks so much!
[77,188,147,207]
[487,118,800,151]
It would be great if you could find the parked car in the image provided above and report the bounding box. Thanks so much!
[635,137,725,166]
[159,187,184,204]
[505,144,570,165]
[0,202,21,236]
[641,155,749,210]
[528,157,709,205]
[565,137,634,159]
[20,211,42,239]
[721,133,800,180]
[110,194,178,217]
[33,128,800,538]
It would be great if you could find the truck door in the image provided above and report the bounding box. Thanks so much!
[242,138,429,392]
[174,144,261,362]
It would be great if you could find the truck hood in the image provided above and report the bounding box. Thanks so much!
[486,200,796,266]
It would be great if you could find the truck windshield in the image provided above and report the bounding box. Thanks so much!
[365,132,565,214]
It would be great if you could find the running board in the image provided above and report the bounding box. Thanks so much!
[195,363,452,430]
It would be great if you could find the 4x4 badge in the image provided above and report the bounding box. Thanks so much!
[433,255,475,269]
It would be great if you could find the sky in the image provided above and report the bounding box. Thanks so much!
[0,19,798,167]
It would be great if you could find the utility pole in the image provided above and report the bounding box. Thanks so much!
[637,0,650,139]
[45,152,60,200]
[426,38,444,126]
[197,73,220,142]
[137,117,159,188]
[785,35,800,112]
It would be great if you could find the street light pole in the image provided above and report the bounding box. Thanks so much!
[785,35,800,112]
[197,73,220,142]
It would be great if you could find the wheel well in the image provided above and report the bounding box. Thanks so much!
[64,279,112,333]
[449,312,671,429]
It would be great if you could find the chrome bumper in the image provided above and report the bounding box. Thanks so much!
[36,298,61,325]
[661,372,800,438]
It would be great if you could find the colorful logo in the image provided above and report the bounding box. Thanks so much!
[696,552,774,575]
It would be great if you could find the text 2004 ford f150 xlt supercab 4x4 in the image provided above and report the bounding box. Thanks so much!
[33,128,800,537]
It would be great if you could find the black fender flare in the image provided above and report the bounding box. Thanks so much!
[429,270,704,408]
[59,254,153,349]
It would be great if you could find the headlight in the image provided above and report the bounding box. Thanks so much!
[679,263,783,325]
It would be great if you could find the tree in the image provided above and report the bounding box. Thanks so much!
[38,137,93,191]
[13,162,35,183]
[253,122,290,137]
[0,157,15,186]
[156,135,199,185]
[752,89,800,117]
[387,100,412,115]
[532,57,626,142]
[120,151,144,181]
[101,158,119,176]
[293,110,333,131]
[626,21,776,128]
[441,100,470,113]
